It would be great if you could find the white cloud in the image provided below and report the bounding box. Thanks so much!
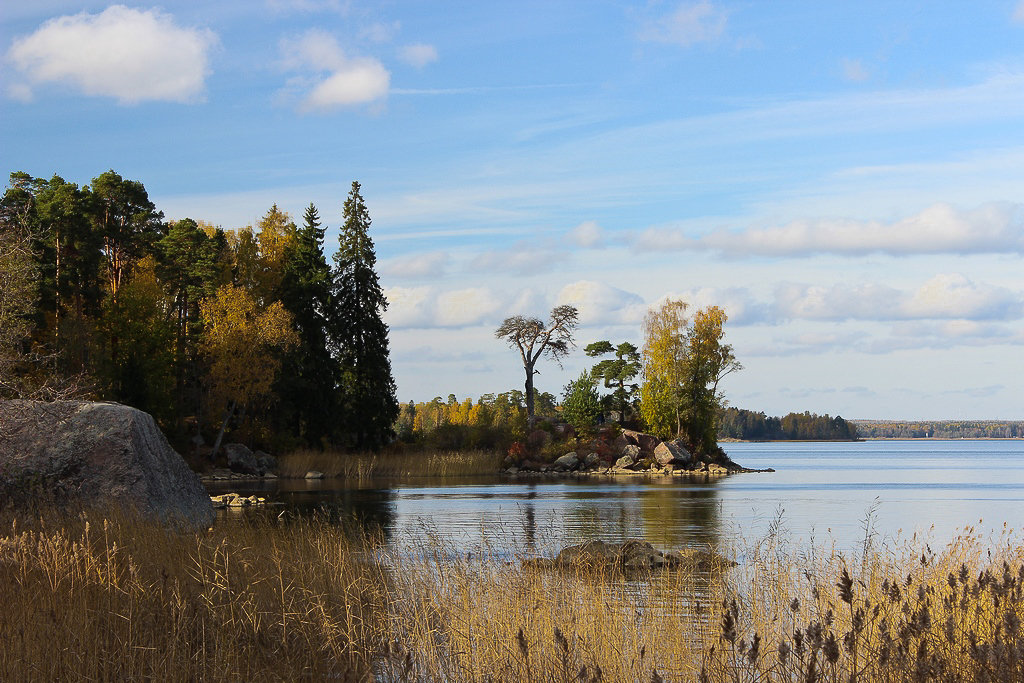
[903,274,1023,320]
[841,58,869,82]
[468,241,566,275]
[380,251,449,279]
[1014,1,1024,23]
[361,21,401,43]
[6,5,216,104]
[555,280,646,325]
[771,276,1023,323]
[266,0,350,12]
[773,282,900,322]
[398,43,438,68]
[659,286,771,325]
[279,29,390,110]
[635,202,1024,257]
[384,286,432,328]
[639,1,728,47]
[436,288,501,327]
[565,220,605,248]
[383,285,504,328]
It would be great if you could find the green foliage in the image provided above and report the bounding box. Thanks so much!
[640,301,741,454]
[1,170,403,454]
[495,305,579,422]
[585,340,640,421]
[719,407,859,440]
[331,182,399,450]
[561,371,601,434]
[273,203,338,447]
[851,419,1023,439]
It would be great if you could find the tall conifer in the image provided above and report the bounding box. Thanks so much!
[275,203,337,445]
[330,182,398,449]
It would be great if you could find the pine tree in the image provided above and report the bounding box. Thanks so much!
[274,203,338,446]
[330,182,398,450]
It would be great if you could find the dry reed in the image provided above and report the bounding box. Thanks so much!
[277,448,505,479]
[2,504,1023,681]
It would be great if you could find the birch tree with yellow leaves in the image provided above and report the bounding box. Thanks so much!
[639,300,741,455]
[201,283,297,456]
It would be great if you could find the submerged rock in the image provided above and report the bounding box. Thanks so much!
[0,400,214,527]
[524,539,736,573]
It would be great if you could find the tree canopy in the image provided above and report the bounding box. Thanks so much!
[495,304,579,425]
[639,300,741,454]
[0,169,401,456]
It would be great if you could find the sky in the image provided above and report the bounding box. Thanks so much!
[2,1,1023,420]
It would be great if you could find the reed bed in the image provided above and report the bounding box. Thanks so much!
[2,505,1023,681]
[278,448,506,479]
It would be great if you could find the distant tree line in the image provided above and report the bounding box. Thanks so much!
[0,170,397,454]
[718,407,860,441]
[851,420,1024,439]
[393,390,557,450]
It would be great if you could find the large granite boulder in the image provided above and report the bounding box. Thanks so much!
[0,401,214,527]
[654,439,692,467]
[620,429,660,452]
[224,443,259,475]
[551,453,579,472]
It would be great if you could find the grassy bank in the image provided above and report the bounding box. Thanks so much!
[2,507,1022,681]
[277,448,506,479]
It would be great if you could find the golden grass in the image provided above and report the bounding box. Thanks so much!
[2,505,1023,681]
[277,448,506,479]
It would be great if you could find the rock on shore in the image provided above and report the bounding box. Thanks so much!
[0,401,214,527]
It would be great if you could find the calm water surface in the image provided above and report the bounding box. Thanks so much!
[209,440,1024,554]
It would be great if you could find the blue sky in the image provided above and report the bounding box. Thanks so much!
[3,1,1023,419]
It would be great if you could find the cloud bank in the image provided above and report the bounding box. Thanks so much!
[6,5,216,104]
[635,202,1024,256]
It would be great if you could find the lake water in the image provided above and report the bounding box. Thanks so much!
[208,440,1024,556]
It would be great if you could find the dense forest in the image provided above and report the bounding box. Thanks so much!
[718,407,860,441]
[851,420,1024,439]
[0,170,398,454]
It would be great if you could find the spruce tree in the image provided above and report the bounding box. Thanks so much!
[330,182,398,450]
[274,203,338,446]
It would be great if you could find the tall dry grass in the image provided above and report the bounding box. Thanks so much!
[0,509,390,681]
[2,504,1024,681]
[278,448,505,479]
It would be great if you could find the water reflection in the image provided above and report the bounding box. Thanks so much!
[208,472,728,556]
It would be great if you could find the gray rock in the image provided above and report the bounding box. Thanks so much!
[614,454,635,469]
[620,429,660,452]
[620,444,641,460]
[253,450,277,474]
[304,470,325,479]
[551,453,579,471]
[553,540,677,571]
[528,539,736,574]
[583,452,602,468]
[0,400,214,527]
[654,440,691,466]
[224,443,259,475]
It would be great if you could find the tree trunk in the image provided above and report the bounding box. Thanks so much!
[524,361,536,429]
[211,400,236,461]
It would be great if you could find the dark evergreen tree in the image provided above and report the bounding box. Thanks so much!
[155,218,220,422]
[330,183,398,450]
[274,203,338,446]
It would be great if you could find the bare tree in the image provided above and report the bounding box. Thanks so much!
[495,304,578,426]
[0,217,89,425]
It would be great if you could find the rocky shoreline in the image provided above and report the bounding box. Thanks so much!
[502,427,773,477]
